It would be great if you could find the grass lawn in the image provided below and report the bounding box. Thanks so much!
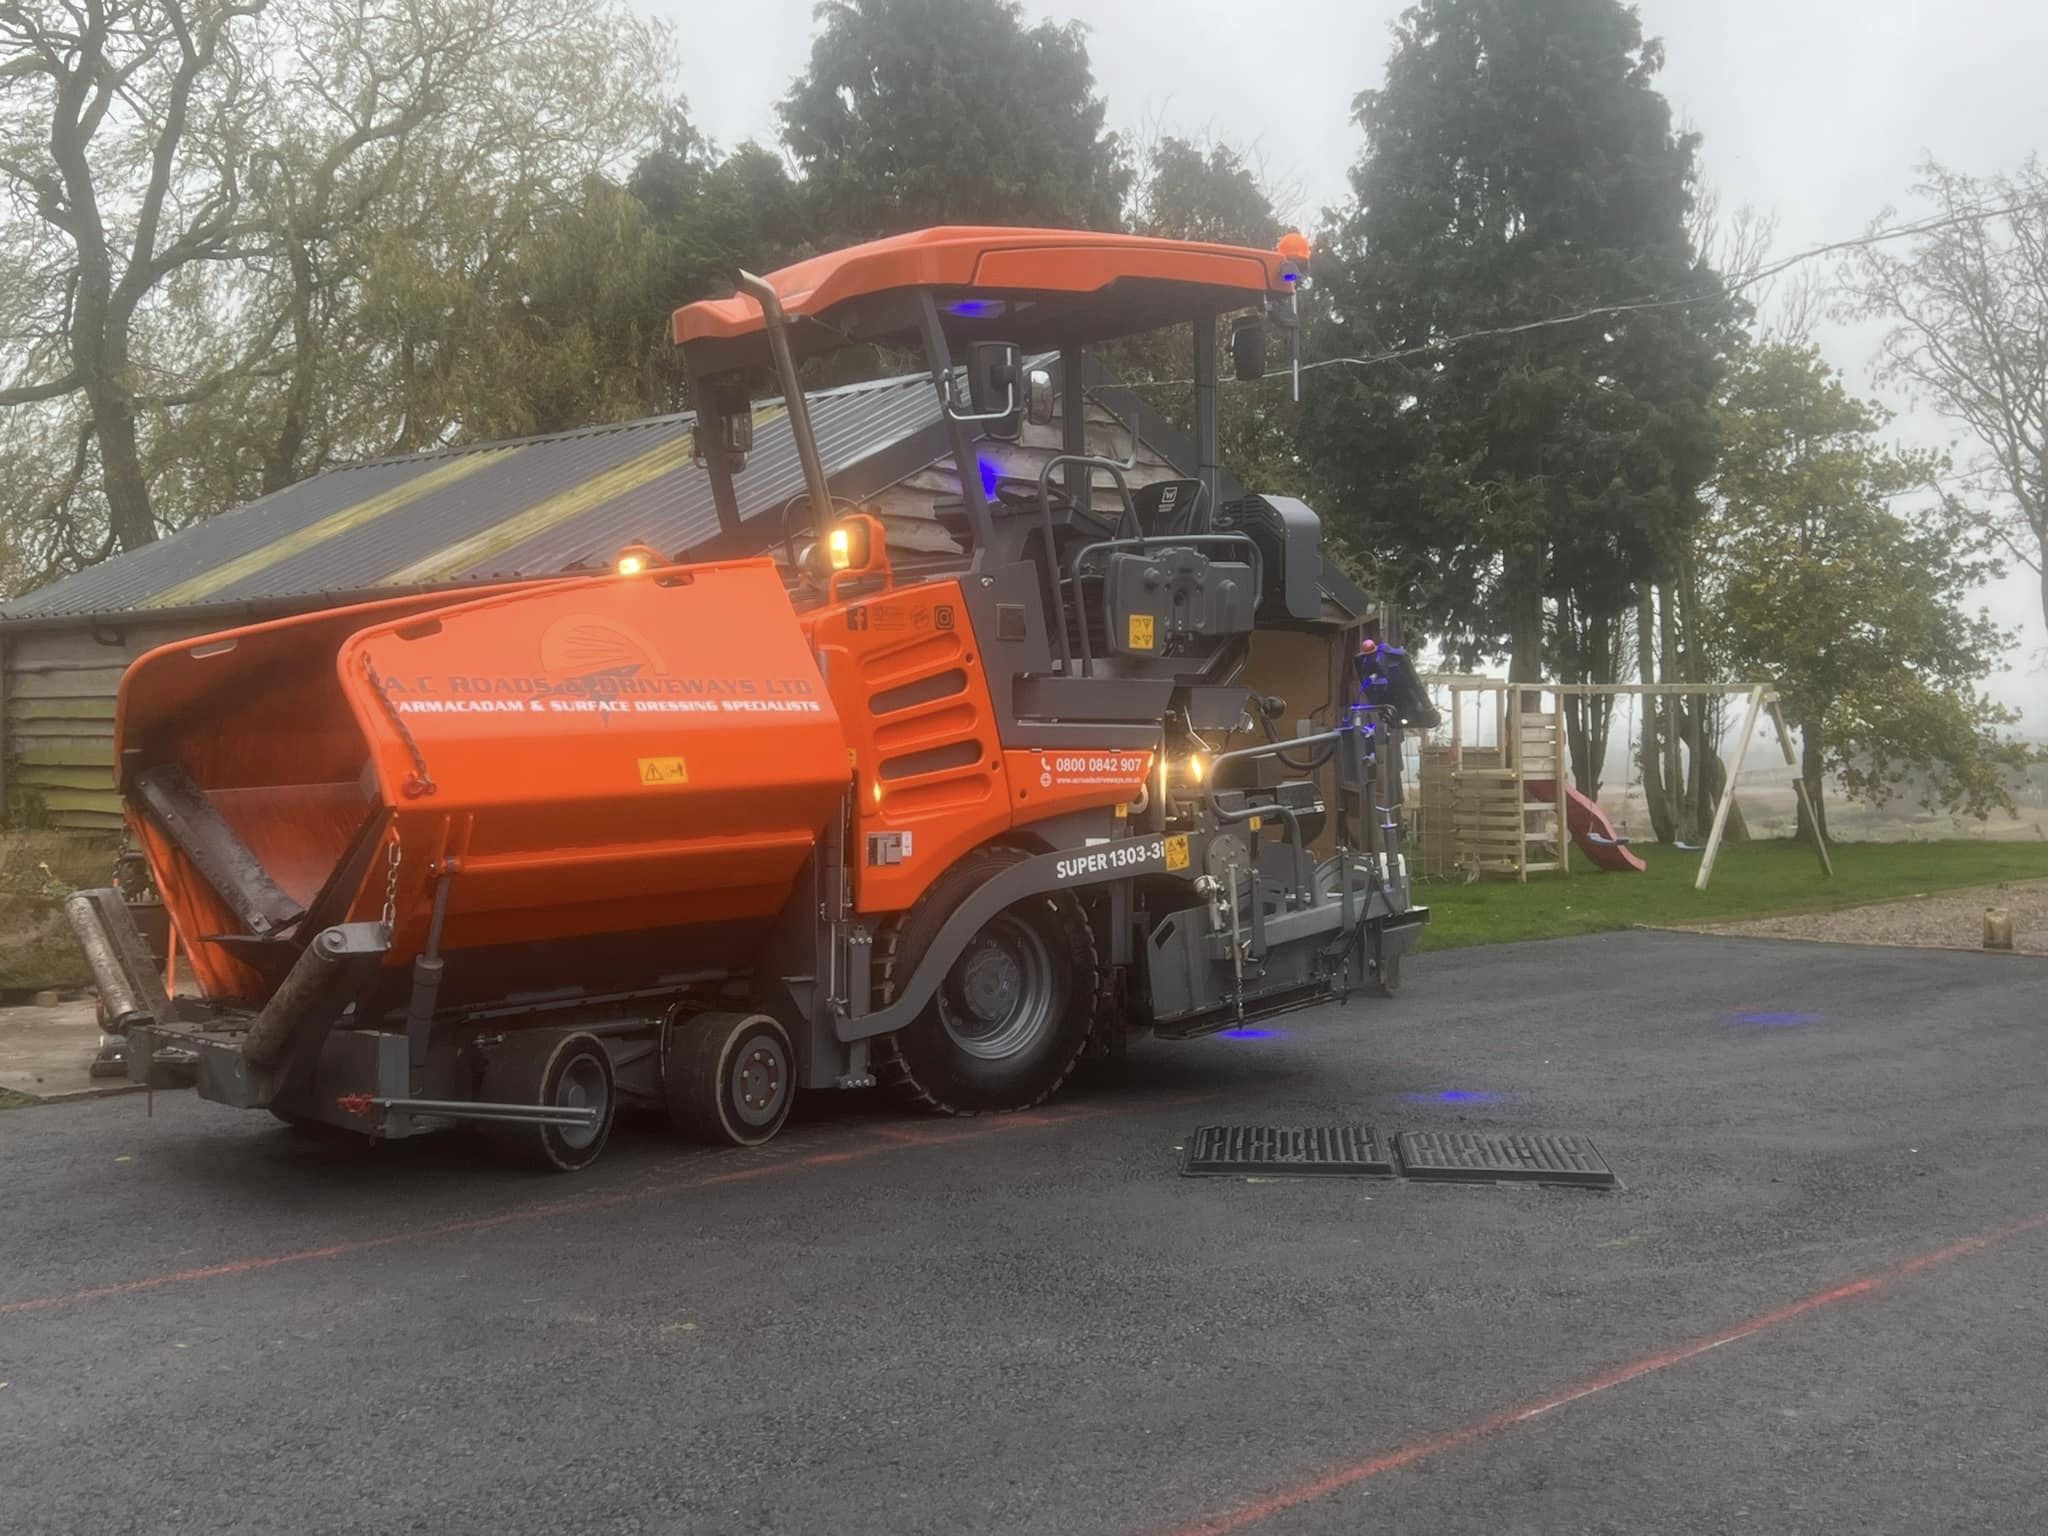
[0,1086,39,1110]
[1416,838,2048,951]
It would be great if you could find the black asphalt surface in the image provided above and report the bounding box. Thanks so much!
[4,931,2047,1535]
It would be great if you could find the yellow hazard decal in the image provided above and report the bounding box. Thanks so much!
[1114,802,1129,818]
[1127,613,1156,650]
[637,756,689,786]
[1247,815,1262,832]
[1164,834,1190,871]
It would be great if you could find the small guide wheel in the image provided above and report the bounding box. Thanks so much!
[664,1011,795,1147]
[480,1029,618,1172]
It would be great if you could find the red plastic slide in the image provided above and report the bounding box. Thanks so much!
[1524,779,1648,872]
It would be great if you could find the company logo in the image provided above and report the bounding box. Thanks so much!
[539,615,666,681]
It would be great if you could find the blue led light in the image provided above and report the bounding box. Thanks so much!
[977,456,1002,497]
[1730,1010,1819,1027]
[1400,1089,1505,1105]
[1217,1027,1282,1040]
[948,299,1002,318]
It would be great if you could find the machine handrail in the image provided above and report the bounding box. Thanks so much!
[1203,725,1353,881]
[1031,453,1140,674]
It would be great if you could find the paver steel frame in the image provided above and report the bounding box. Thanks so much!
[67,226,1434,1170]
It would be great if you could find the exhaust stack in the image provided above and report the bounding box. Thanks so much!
[736,269,836,542]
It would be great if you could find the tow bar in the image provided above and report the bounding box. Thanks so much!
[342,1096,600,1130]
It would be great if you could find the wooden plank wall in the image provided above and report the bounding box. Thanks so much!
[2,618,203,832]
[1416,743,1501,877]
[1452,768,1529,880]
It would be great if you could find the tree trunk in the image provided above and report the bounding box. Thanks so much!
[1677,700,1747,843]
[1506,559,1545,683]
[1656,581,1689,840]
[1677,550,1708,837]
[1795,717,1830,844]
[262,237,322,495]
[82,364,156,552]
[1703,751,1750,842]
[44,19,157,555]
[1635,582,1675,843]
[1557,598,1614,799]
[1564,695,1603,800]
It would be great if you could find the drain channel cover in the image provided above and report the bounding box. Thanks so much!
[1182,1125,1392,1177]
[1395,1131,1617,1189]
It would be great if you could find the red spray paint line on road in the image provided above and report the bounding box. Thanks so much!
[1154,1210,2048,1536]
[0,1092,1216,1317]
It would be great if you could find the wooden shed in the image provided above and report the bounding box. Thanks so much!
[1,362,1373,842]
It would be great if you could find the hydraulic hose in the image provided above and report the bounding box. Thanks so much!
[1254,696,1341,773]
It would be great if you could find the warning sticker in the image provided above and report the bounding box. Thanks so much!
[1127,613,1156,651]
[1035,751,1151,789]
[637,756,690,786]
[1164,834,1190,871]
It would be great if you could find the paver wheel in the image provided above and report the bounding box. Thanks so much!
[480,1030,616,1172]
[876,845,1099,1115]
[664,1011,794,1147]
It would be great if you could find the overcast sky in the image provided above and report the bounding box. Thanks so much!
[647,0,2046,722]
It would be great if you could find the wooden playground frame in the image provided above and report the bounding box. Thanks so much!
[1417,676,1833,890]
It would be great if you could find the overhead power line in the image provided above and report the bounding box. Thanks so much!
[1124,193,2048,390]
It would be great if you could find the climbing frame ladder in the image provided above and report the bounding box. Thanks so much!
[1439,682,1569,882]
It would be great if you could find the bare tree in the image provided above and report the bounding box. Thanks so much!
[0,0,667,581]
[230,0,664,487]
[0,0,271,551]
[1840,158,2048,633]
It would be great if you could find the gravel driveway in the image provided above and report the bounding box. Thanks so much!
[1686,876,2048,954]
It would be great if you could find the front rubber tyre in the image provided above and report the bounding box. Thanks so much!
[877,845,1099,1115]
[664,1011,795,1147]
[480,1030,617,1172]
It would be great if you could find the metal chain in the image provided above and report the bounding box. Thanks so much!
[380,838,402,934]
[362,654,437,798]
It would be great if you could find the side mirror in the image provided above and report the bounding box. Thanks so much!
[695,376,754,467]
[1230,319,1268,382]
[959,340,1021,421]
[1023,366,1056,427]
[720,407,753,460]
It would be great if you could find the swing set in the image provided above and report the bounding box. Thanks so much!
[1414,677,1832,890]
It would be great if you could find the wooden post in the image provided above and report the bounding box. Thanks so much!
[1548,692,1564,872]
[1695,685,1763,891]
[1505,687,1522,881]
[1766,695,1833,878]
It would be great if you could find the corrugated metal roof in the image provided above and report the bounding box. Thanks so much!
[2,372,943,621]
[3,363,1373,623]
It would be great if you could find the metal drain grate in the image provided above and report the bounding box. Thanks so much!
[1395,1131,1618,1189]
[1181,1124,1392,1177]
